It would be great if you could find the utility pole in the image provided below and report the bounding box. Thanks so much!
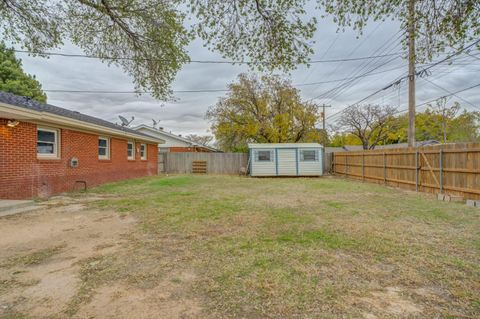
[319,104,331,130]
[407,0,416,147]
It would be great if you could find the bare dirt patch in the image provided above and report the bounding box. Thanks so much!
[0,194,202,318]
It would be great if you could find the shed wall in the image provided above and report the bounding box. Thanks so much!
[250,146,323,177]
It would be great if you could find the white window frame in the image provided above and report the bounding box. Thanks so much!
[127,140,135,160]
[98,136,110,160]
[140,143,147,160]
[37,127,60,159]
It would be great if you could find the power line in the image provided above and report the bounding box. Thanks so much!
[393,82,480,115]
[311,30,406,103]
[42,64,414,95]
[419,77,480,110]
[13,49,401,65]
[326,39,480,120]
[43,89,229,94]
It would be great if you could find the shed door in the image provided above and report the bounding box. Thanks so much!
[277,149,297,176]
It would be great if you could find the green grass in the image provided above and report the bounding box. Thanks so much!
[87,175,480,318]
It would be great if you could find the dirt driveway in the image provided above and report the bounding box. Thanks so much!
[0,195,202,319]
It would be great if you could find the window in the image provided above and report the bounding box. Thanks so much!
[98,137,110,159]
[140,143,147,160]
[127,141,135,160]
[256,150,272,162]
[37,127,59,158]
[300,150,317,162]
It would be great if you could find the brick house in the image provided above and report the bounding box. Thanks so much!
[0,92,164,199]
[132,124,219,153]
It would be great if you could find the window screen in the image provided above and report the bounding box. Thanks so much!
[98,138,109,159]
[140,144,147,159]
[300,150,317,161]
[256,150,271,162]
[37,128,58,156]
[127,142,134,159]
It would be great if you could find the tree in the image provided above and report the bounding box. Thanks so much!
[1,1,317,99]
[449,110,480,142]
[318,0,480,62]
[0,43,46,102]
[206,74,322,152]
[189,0,317,71]
[427,98,460,143]
[337,104,396,150]
[185,134,213,146]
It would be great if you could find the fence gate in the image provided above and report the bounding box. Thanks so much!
[158,153,165,173]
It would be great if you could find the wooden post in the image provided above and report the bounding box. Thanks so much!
[345,154,348,178]
[415,150,419,192]
[439,149,443,194]
[362,153,365,181]
[383,152,387,185]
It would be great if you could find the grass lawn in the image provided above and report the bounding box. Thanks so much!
[84,175,478,317]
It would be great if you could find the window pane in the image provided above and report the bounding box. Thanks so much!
[257,151,271,161]
[38,130,55,142]
[301,150,316,161]
[99,147,107,156]
[98,139,107,147]
[37,142,54,154]
[127,143,133,157]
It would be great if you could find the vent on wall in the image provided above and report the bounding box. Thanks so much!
[70,157,79,168]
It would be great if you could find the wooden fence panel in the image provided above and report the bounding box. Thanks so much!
[333,143,480,200]
[162,152,248,175]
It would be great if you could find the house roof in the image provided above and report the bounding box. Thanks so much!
[0,91,164,144]
[248,143,323,149]
[132,124,220,152]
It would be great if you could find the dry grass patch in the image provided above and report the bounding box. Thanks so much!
[88,175,480,318]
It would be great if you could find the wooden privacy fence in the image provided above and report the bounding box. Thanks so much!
[160,152,248,175]
[333,143,480,200]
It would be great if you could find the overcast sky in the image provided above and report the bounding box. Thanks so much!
[11,9,480,136]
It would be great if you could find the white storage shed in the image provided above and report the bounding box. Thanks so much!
[248,143,324,177]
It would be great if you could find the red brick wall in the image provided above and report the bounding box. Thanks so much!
[0,119,158,199]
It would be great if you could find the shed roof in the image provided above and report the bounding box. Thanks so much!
[248,143,323,149]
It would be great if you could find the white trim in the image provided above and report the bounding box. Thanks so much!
[37,126,60,159]
[127,140,135,160]
[98,136,110,160]
[140,143,147,160]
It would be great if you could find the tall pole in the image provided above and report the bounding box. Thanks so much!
[319,104,331,130]
[322,104,326,130]
[407,0,416,147]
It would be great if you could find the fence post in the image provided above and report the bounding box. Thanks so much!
[415,150,419,192]
[332,153,335,175]
[439,149,443,194]
[383,152,387,185]
[362,153,365,181]
[344,154,348,178]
